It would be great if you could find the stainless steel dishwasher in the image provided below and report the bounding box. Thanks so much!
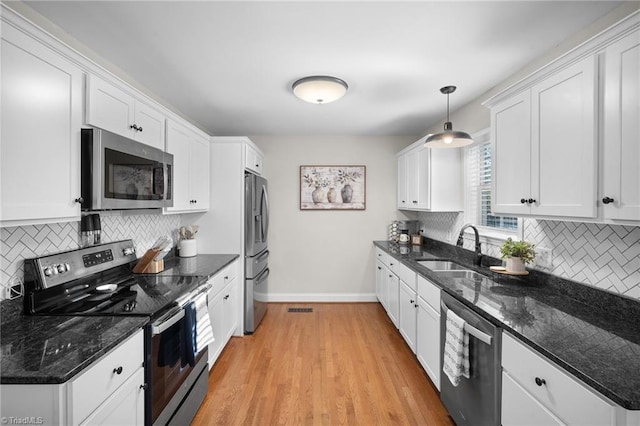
[440,292,502,426]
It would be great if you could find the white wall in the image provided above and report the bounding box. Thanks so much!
[249,135,414,301]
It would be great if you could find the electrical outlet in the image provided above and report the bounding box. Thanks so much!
[536,247,553,269]
[4,279,23,300]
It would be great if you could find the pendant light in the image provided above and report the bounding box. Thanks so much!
[424,86,473,148]
[292,76,348,104]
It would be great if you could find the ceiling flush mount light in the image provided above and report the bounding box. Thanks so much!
[292,76,348,104]
[425,85,473,148]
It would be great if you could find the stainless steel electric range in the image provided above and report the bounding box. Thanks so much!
[23,240,211,426]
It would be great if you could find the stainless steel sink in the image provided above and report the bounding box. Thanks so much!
[435,270,486,280]
[417,260,467,271]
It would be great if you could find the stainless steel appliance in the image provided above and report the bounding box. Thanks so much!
[81,128,173,210]
[23,240,209,426]
[440,292,501,426]
[244,172,269,334]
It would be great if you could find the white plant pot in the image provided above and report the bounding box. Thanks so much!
[179,239,197,258]
[506,257,526,273]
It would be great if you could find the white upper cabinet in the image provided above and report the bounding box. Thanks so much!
[165,119,210,213]
[485,12,640,223]
[86,74,165,150]
[491,56,598,218]
[1,22,83,226]
[245,144,264,175]
[491,91,532,216]
[602,28,640,222]
[396,139,463,212]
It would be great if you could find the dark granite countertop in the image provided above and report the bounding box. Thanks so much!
[156,253,239,279]
[1,296,148,384]
[374,240,640,410]
[1,253,240,385]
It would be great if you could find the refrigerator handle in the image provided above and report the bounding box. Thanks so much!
[261,184,269,243]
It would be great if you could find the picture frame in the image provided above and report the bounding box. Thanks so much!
[300,165,366,210]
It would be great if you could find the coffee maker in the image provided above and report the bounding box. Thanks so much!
[397,220,419,245]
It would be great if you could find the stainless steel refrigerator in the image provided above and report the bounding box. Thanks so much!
[244,172,269,334]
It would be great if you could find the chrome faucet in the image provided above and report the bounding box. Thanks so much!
[457,223,483,267]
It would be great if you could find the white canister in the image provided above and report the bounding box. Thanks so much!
[179,239,197,257]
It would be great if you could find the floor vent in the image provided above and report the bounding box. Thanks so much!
[287,307,313,313]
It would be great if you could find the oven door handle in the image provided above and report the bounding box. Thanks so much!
[441,301,493,346]
[152,307,184,335]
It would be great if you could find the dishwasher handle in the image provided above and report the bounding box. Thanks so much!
[441,300,493,346]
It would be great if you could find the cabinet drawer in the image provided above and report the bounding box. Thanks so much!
[502,333,614,425]
[210,261,239,296]
[69,330,144,424]
[394,262,416,290]
[502,371,562,426]
[417,275,440,311]
[375,247,389,266]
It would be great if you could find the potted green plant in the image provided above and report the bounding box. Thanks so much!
[500,238,536,273]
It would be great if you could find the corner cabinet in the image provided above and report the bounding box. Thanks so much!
[165,119,210,213]
[1,20,83,227]
[485,11,640,224]
[86,74,166,150]
[396,138,463,212]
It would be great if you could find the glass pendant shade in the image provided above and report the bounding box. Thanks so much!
[424,86,473,148]
[292,76,348,104]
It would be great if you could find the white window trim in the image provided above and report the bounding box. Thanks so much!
[463,128,522,244]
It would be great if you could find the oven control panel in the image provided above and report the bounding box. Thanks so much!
[31,240,137,289]
[82,249,114,267]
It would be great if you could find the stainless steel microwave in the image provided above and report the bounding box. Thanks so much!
[81,128,173,210]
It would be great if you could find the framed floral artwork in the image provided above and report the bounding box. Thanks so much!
[300,165,366,210]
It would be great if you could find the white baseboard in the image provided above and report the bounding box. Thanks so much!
[266,293,378,303]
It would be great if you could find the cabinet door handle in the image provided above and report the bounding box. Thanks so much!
[535,377,546,386]
[602,197,614,204]
[138,126,143,132]
[113,366,123,375]
[74,197,84,204]
[528,198,536,204]
[224,294,230,300]
[140,383,148,390]
[521,198,527,204]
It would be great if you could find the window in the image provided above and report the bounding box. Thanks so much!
[465,129,518,234]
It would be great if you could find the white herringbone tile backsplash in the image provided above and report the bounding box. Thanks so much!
[417,212,640,301]
[1,213,181,299]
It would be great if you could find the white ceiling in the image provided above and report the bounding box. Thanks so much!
[23,1,623,136]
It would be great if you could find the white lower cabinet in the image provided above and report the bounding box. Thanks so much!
[375,260,385,308]
[502,332,619,425]
[79,368,145,426]
[399,281,418,353]
[416,275,441,390]
[386,272,400,328]
[207,259,239,367]
[0,330,144,426]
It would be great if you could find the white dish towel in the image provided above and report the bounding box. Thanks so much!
[195,293,214,352]
[442,308,470,386]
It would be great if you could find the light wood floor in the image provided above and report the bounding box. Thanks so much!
[191,303,455,425]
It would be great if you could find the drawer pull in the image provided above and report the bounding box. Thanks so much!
[113,366,123,375]
[140,383,148,390]
[535,377,546,386]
